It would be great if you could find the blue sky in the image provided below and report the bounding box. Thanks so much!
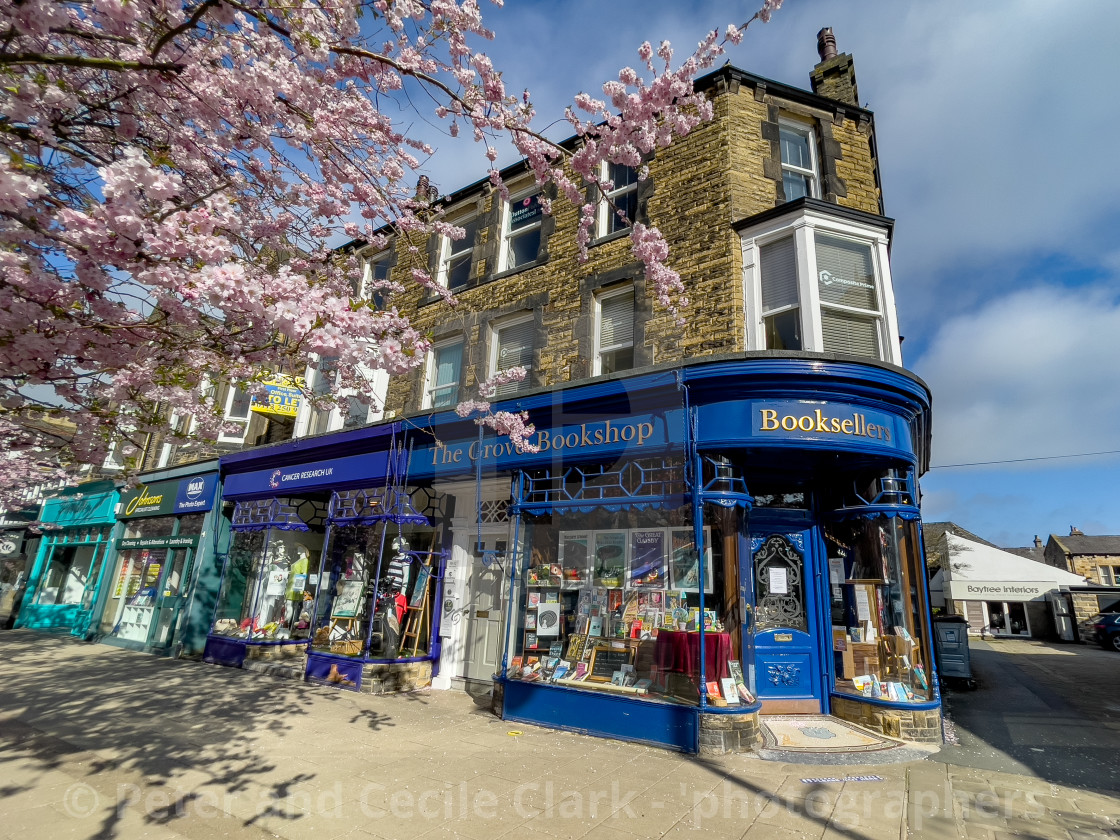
[410,0,1120,548]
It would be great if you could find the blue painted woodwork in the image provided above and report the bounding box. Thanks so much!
[502,679,700,752]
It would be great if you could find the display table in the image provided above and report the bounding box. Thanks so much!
[652,630,732,683]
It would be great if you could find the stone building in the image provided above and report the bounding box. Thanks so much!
[199,30,941,752]
[1043,529,1120,585]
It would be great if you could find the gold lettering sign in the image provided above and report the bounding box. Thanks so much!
[431,419,657,467]
[125,486,164,515]
[774,633,793,642]
[758,409,891,442]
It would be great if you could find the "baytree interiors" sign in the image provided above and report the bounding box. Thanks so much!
[946,580,1053,602]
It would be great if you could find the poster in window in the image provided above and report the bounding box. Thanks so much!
[558,531,590,586]
[628,529,667,590]
[331,580,364,618]
[536,602,561,637]
[409,565,431,607]
[668,527,713,593]
[592,531,628,588]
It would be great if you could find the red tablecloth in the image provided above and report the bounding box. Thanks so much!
[652,630,731,683]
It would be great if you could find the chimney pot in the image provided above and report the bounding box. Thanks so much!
[817,27,838,62]
[1034,535,1042,549]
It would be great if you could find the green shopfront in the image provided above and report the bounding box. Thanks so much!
[96,465,221,655]
[16,481,120,636]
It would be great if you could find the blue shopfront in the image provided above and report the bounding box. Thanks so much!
[404,355,939,752]
[16,481,120,636]
[205,423,453,693]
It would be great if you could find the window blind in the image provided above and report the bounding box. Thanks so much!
[816,234,877,311]
[760,236,798,311]
[494,320,535,395]
[821,310,880,359]
[599,291,635,350]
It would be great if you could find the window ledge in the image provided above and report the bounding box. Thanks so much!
[491,258,548,282]
[590,229,632,249]
[420,260,549,307]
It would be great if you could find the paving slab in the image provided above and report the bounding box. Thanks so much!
[1,631,1118,840]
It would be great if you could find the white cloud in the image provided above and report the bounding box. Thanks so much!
[913,283,1120,465]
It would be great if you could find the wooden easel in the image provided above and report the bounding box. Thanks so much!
[399,533,438,656]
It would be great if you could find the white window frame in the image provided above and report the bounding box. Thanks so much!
[779,119,820,202]
[740,205,902,365]
[595,162,639,238]
[593,286,636,376]
[293,356,383,438]
[156,412,196,469]
[217,384,252,444]
[358,249,391,304]
[1100,565,1120,586]
[489,314,535,398]
[437,212,478,291]
[499,187,544,272]
[423,337,465,410]
[101,439,129,472]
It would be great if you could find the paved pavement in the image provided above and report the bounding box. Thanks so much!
[0,631,1118,840]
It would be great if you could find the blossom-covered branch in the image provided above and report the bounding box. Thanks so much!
[0,0,780,504]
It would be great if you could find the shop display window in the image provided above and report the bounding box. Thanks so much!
[33,527,111,608]
[103,513,206,642]
[508,501,754,707]
[823,515,931,703]
[310,522,441,660]
[210,498,326,641]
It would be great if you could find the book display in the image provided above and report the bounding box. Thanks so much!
[510,524,734,705]
[825,518,931,703]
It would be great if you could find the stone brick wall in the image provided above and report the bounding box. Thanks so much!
[698,710,761,755]
[378,68,883,418]
[830,695,943,743]
[362,660,432,695]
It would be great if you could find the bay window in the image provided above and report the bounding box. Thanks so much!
[740,200,901,365]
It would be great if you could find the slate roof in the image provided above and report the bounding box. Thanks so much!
[1004,546,1047,564]
[1050,535,1120,556]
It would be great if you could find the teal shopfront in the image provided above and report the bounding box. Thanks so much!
[16,481,120,636]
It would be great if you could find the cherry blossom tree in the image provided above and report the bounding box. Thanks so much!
[0,0,781,502]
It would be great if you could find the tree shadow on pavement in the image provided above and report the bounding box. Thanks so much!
[0,631,377,838]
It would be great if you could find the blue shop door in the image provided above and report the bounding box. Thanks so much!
[748,523,822,712]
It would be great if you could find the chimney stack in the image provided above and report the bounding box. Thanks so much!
[810,27,860,107]
[1070,526,1084,536]
[817,27,838,62]
[1033,535,1042,549]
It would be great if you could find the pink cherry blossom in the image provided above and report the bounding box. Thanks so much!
[0,0,781,505]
